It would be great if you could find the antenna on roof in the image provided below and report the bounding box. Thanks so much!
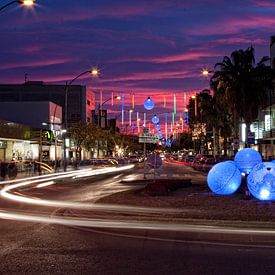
[24,73,28,83]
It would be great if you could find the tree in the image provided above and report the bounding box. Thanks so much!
[70,122,109,159]
[211,46,275,147]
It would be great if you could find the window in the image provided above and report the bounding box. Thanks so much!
[87,100,91,106]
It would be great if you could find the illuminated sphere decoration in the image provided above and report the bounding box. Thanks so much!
[247,162,275,201]
[144,97,154,111]
[152,115,159,124]
[234,148,262,174]
[272,160,275,164]
[155,124,161,131]
[158,131,163,139]
[207,161,242,195]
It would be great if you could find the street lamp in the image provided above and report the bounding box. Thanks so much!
[65,68,99,129]
[97,95,121,127]
[201,69,213,77]
[0,0,35,12]
[63,68,98,171]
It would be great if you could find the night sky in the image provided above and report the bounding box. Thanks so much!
[1,0,274,126]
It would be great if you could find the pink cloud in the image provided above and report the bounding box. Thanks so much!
[214,37,266,45]
[0,58,74,70]
[190,15,275,36]
[253,1,275,7]
[119,51,221,64]
[99,70,198,83]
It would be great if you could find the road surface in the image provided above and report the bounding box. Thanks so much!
[1,163,275,274]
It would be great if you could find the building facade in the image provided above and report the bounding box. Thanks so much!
[0,81,95,127]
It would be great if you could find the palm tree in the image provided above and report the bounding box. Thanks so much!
[211,46,275,148]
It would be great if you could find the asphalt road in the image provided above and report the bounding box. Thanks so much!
[1,164,275,274]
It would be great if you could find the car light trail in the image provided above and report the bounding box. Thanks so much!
[1,210,275,238]
[0,164,184,215]
[1,164,275,238]
[36,181,55,188]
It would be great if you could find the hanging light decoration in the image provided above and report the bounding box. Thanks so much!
[174,94,177,114]
[121,95,124,126]
[158,131,163,139]
[172,112,175,125]
[165,113,168,139]
[111,92,114,106]
[144,97,154,111]
[100,91,103,110]
[184,92,187,108]
[164,96,166,108]
[152,114,159,124]
[143,113,146,127]
[129,109,133,126]
[137,112,140,133]
[155,124,161,131]
[132,94,135,110]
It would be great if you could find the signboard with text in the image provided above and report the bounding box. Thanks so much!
[138,133,159,144]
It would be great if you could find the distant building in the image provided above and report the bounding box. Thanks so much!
[0,81,95,127]
[249,37,275,158]
[271,36,275,69]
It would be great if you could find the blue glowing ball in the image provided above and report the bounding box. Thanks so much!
[155,124,161,131]
[234,148,262,174]
[272,160,275,164]
[207,161,242,195]
[158,131,163,139]
[247,162,275,200]
[144,97,154,111]
[152,115,159,124]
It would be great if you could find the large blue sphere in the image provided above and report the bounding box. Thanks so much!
[272,160,275,164]
[152,115,159,124]
[144,97,154,111]
[234,148,262,174]
[247,162,275,200]
[207,161,242,195]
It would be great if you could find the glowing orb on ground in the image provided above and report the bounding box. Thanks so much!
[207,161,242,195]
[152,115,159,124]
[247,162,275,200]
[272,160,275,164]
[144,97,154,111]
[234,148,262,174]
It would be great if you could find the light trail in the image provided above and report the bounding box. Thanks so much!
[2,163,275,240]
[36,181,55,188]
[1,210,275,238]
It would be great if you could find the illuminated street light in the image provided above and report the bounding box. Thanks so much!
[201,69,213,77]
[0,0,35,11]
[91,68,99,77]
[19,0,35,6]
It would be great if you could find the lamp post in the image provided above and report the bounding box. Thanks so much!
[0,0,35,12]
[97,95,121,127]
[63,68,98,171]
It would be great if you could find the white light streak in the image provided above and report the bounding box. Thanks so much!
[36,181,55,188]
